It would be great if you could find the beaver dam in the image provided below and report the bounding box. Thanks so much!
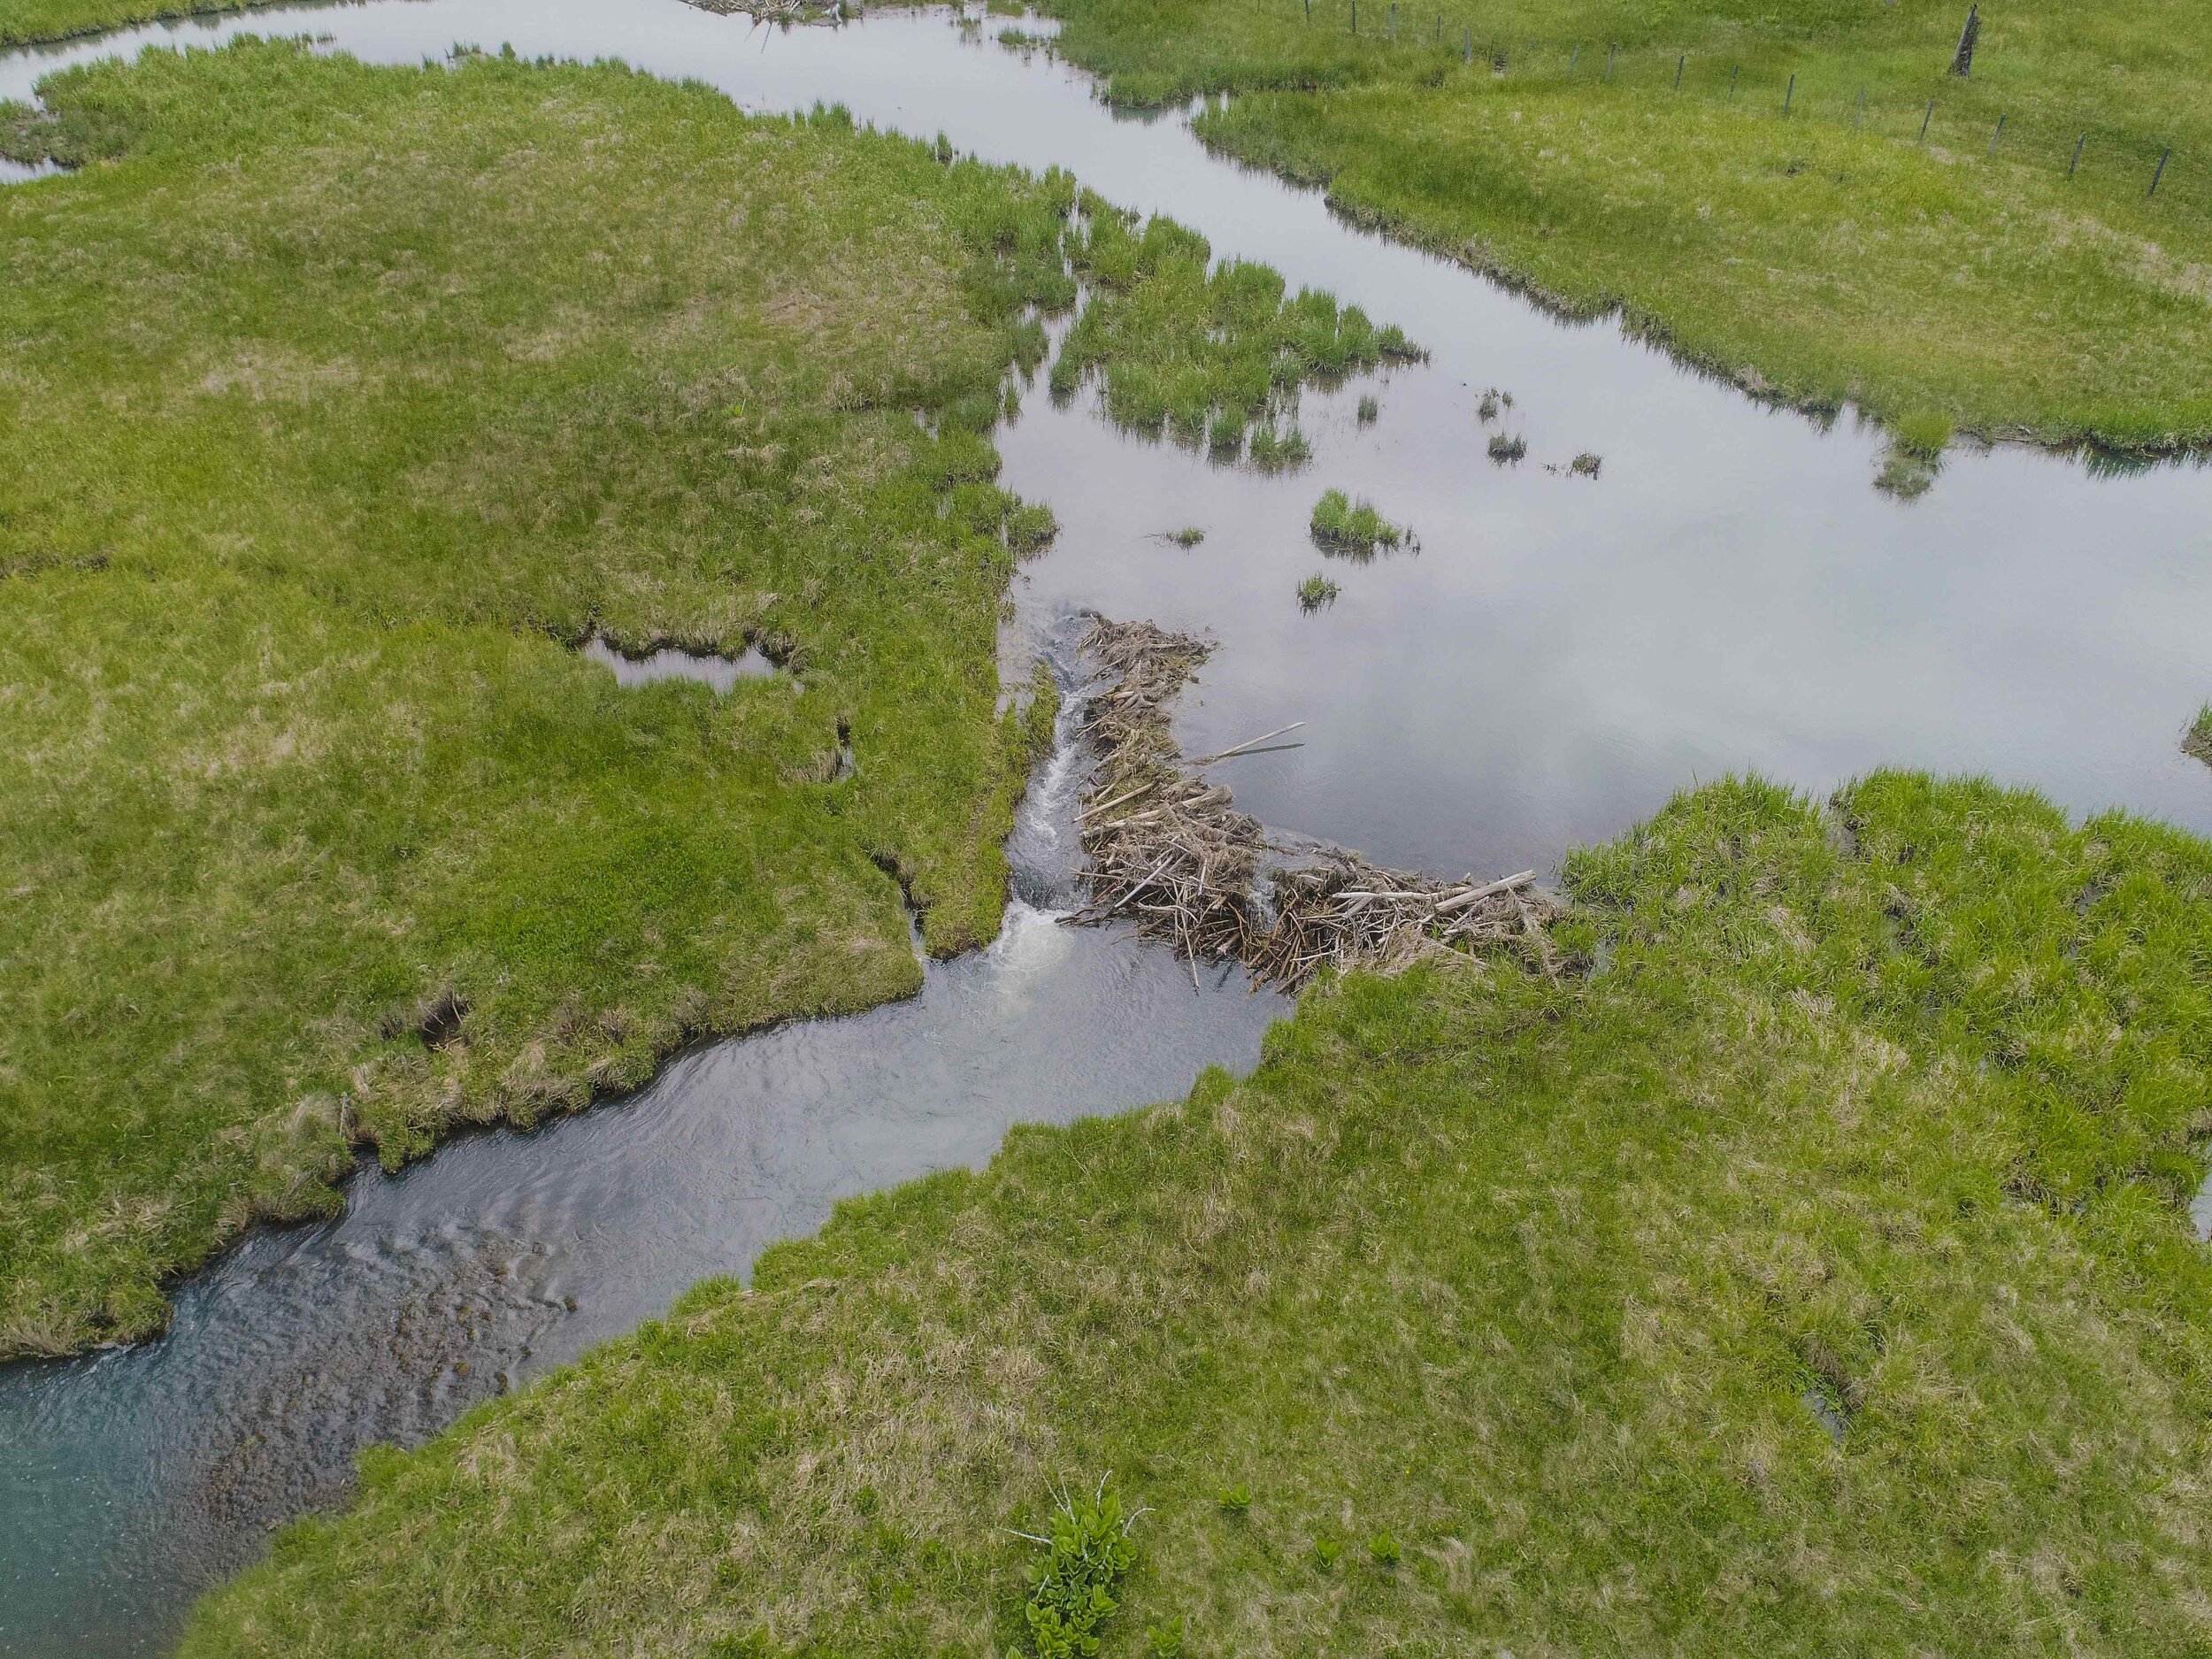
[1070,618,1560,988]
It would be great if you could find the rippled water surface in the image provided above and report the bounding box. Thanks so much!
[4,1,2211,1651]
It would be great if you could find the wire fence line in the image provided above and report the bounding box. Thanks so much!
[1292,0,2197,214]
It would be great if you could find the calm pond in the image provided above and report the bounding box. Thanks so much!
[3,2,2210,1652]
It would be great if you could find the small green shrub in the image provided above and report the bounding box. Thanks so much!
[1368,1532,1402,1567]
[1297,573,1340,609]
[1312,1536,1344,1571]
[1144,1616,1187,1657]
[1216,1482,1251,1512]
[1487,432,1527,464]
[1568,451,1601,478]
[1168,526,1206,548]
[1010,1478,1139,1659]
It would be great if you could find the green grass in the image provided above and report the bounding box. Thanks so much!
[1048,192,1418,455]
[0,0,262,48]
[0,41,1372,1357]
[2185,705,2212,766]
[1295,572,1338,608]
[1023,0,2212,451]
[181,772,2212,1655]
[1307,487,1402,555]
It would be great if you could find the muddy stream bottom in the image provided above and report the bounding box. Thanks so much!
[4,1,2212,1652]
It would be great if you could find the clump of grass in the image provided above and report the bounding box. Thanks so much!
[1377,324,1423,361]
[1309,488,1403,555]
[2185,704,2212,766]
[1245,422,1310,472]
[1356,394,1379,425]
[1297,573,1340,609]
[1476,387,1510,421]
[1014,1478,1137,1659]
[1568,451,1601,478]
[1051,204,1416,463]
[1486,431,1527,464]
[1005,500,1060,554]
[1166,526,1205,548]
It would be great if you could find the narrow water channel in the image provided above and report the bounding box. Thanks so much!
[4,3,2210,1652]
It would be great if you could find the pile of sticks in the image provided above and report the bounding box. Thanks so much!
[1068,617,1559,991]
[1070,620,1270,974]
[684,0,841,22]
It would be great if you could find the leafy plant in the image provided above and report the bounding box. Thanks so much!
[1368,1532,1402,1567]
[1312,1535,1344,1571]
[1216,1482,1251,1513]
[1010,1478,1140,1659]
[1144,1616,1187,1657]
[1298,573,1340,610]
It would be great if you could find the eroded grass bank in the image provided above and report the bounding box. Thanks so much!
[0,40,1389,1357]
[1038,0,2212,453]
[182,772,2212,1655]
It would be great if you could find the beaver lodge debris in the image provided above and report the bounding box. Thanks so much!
[1069,618,1558,990]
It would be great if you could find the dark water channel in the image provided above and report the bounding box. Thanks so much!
[4,2,2212,1652]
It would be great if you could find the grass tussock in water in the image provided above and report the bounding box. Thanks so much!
[0,40,1392,1357]
[1050,191,1418,456]
[2185,705,2212,766]
[184,773,2212,1655]
[1308,488,1403,556]
[1027,0,2212,452]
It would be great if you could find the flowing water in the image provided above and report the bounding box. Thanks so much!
[4,2,2211,1651]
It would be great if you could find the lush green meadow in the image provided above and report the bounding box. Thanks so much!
[0,0,257,48]
[184,772,2212,1655]
[1033,0,2212,450]
[0,40,1389,1357]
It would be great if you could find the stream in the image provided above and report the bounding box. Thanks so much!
[4,2,2211,1652]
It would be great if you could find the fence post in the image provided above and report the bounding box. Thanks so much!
[1784,72,1794,115]
[1728,64,1739,101]
[1919,98,1935,142]
[1674,53,1684,90]
[2068,132,2085,177]
[1387,2,1394,35]
[1349,0,1356,31]
[1304,0,1310,21]
[1605,42,1615,81]
[1464,27,1472,64]
[2149,145,2171,196]
[1853,86,1864,132]
[1569,42,1579,73]
[1433,13,1439,42]
[1950,3,1979,77]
